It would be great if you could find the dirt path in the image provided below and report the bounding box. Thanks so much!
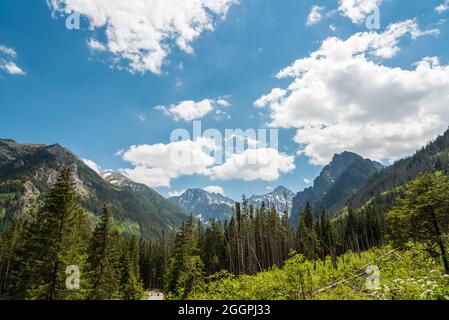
[146,291,164,300]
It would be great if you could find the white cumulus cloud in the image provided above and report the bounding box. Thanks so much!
[0,45,26,76]
[436,0,449,13]
[82,158,102,173]
[211,148,295,182]
[156,98,230,121]
[118,141,295,187]
[204,185,225,195]
[119,138,217,188]
[253,88,287,108]
[47,0,239,74]
[339,0,382,24]
[307,5,325,26]
[168,190,186,197]
[256,20,447,165]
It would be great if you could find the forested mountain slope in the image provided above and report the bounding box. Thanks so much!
[350,128,449,209]
[0,139,186,238]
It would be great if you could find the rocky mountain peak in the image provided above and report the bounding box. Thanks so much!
[290,151,384,225]
[169,188,236,222]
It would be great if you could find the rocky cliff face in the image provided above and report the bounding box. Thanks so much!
[290,152,383,225]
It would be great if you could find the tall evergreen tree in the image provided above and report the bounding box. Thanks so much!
[14,167,90,300]
[297,203,318,261]
[164,214,204,299]
[86,205,120,299]
[118,237,144,300]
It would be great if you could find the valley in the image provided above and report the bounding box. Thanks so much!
[1,129,449,300]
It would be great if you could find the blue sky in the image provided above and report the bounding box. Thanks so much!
[1,0,449,200]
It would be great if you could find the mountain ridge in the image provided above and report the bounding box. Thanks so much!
[247,185,295,215]
[169,188,236,222]
[0,139,187,238]
[350,128,449,209]
[290,151,383,225]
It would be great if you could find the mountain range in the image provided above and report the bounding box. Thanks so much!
[0,139,186,238]
[3,128,448,236]
[169,186,296,222]
[169,189,236,222]
[247,186,295,214]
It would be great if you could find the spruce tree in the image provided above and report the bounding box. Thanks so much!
[118,237,144,300]
[297,203,317,260]
[16,166,90,300]
[164,214,204,298]
[87,205,120,300]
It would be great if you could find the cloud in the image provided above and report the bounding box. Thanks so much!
[338,0,382,24]
[0,45,16,57]
[0,45,26,76]
[119,138,217,188]
[217,99,231,107]
[307,5,325,26]
[47,0,238,74]
[1,62,26,75]
[253,88,287,108]
[82,158,102,173]
[213,109,231,121]
[156,98,230,121]
[119,140,295,188]
[304,178,312,184]
[87,38,106,52]
[436,0,449,13]
[168,190,186,197]
[211,148,295,182]
[256,20,447,165]
[204,185,225,195]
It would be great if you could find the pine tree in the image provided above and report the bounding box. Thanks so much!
[345,201,360,252]
[297,203,317,261]
[0,221,24,299]
[14,167,90,300]
[118,237,144,300]
[86,205,120,299]
[164,214,204,299]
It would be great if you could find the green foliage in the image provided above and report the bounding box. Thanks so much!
[387,172,449,273]
[164,215,205,299]
[0,140,186,239]
[117,237,144,300]
[86,205,121,300]
[352,130,449,209]
[297,203,318,260]
[11,167,90,300]
[0,168,145,300]
[190,246,449,300]
[2,131,449,301]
